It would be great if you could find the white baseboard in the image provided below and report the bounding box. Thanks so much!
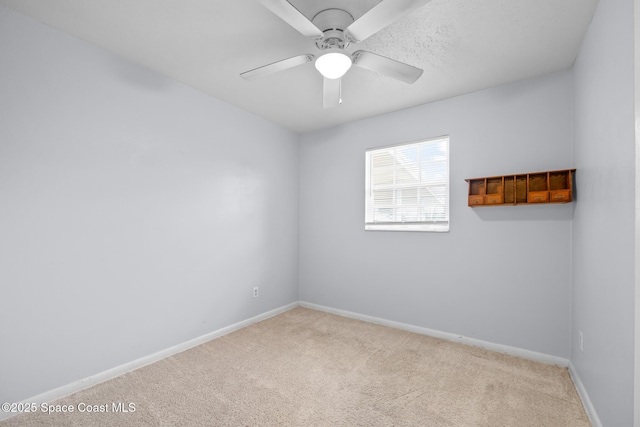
[299,301,570,367]
[568,361,602,427]
[0,302,298,422]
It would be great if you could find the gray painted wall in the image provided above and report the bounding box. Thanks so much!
[299,71,574,358]
[0,7,299,403]
[572,0,635,424]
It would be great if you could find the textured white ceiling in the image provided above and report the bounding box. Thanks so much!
[0,0,599,133]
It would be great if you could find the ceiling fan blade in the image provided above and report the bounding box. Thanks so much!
[240,54,314,81]
[260,0,323,39]
[353,50,423,84]
[345,0,433,43]
[323,77,341,109]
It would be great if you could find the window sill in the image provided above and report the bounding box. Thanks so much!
[365,223,449,232]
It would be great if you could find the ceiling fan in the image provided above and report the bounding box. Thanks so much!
[240,0,432,108]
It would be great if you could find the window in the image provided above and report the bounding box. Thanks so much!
[365,136,449,232]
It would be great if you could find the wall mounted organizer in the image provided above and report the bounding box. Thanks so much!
[465,169,575,207]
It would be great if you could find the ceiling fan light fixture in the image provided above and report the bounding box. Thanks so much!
[315,51,352,79]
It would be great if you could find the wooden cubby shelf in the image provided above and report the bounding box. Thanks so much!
[465,169,575,207]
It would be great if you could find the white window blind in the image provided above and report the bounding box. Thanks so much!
[365,136,449,232]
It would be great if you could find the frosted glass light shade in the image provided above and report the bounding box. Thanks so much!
[315,51,352,79]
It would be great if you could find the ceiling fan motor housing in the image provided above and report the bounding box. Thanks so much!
[312,8,355,50]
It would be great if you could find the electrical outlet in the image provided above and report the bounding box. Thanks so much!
[579,331,584,352]
[253,287,259,298]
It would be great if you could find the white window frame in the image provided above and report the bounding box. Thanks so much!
[365,136,450,232]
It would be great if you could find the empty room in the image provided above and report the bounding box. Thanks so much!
[0,0,637,426]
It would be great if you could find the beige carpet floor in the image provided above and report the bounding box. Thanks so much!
[2,307,590,426]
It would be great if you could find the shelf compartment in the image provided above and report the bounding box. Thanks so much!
[504,176,515,204]
[528,173,549,203]
[485,177,504,205]
[468,178,486,206]
[549,170,573,202]
[515,175,527,204]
